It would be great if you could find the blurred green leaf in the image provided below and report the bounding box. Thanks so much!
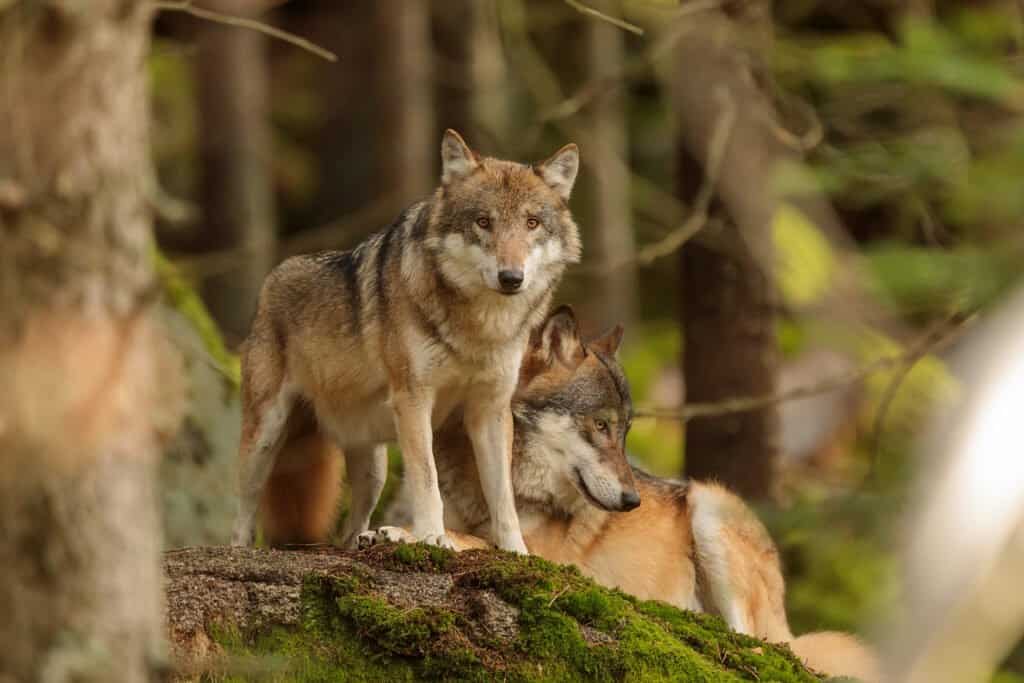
[773,204,836,307]
[777,22,1024,104]
[863,243,1020,314]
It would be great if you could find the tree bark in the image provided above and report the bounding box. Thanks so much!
[0,3,180,681]
[373,0,436,207]
[432,0,511,149]
[195,0,276,344]
[671,6,781,499]
[585,0,637,331]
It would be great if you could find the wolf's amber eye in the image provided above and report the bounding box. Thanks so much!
[526,217,540,230]
[595,419,609,434]
[476,216,491,229]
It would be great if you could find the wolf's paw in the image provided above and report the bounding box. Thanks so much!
[495,534,529,555]
[420,533,456,550]
[357,526,416,549]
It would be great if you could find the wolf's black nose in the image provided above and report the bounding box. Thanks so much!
[498,269,524,292]
[620,491,641,511]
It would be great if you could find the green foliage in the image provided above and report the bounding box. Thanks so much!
[774,204,838,307]
[864,243,1021,314]
[621,324,683,476]
[775,19,1024,104]
[761,492,899,636]
[207,546,824,682]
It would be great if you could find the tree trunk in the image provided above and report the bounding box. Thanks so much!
[0,2,180,681]
[164,545,818,681]
[195,0,276,344]
[671,6,781,500]
[585,0,637,331]
[432,0,511,149]
[373,0,436,207]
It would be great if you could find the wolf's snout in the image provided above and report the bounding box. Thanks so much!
[619,490,641,511]
[498,269,524,293]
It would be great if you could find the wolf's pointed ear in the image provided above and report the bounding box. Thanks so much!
[532,305,586,368]
[589,324,624,357]
[441,129,479,184]
[535,143,579,200]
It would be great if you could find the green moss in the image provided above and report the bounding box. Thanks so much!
[207,546,824,682]
[154,249,241,392]
[391,542,454,572]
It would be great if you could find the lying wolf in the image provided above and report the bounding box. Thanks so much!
[232,130,582,553]
[372,307,880,682]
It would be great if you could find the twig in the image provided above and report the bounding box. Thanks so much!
[868,311,971,479]
[168,194,400,281]
[547,585,570,607]
[635,314,974,421]
[563,0,644,35]
[538,0,726,124]
[153,1,337,62]
[589,85,736,273]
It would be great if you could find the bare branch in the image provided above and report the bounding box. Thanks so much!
[636,314,974,421]
[867,311,968,478]
[563,0,644,35]
[580,85,736,274]
[167,194,401,281]
[153,1,337,62]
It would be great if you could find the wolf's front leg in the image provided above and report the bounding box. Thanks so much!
[390,390,453,549]
[464,397,528,554]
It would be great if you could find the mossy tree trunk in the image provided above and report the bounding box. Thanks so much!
[0,2,181,681]
[166,545,822,682]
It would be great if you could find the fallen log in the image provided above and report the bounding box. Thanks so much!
[165,544,823,681]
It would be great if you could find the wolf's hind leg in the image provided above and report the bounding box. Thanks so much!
[232,385,296,546]
[338,443,388,548]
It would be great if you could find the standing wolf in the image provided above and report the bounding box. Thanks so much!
[231,130,582,552]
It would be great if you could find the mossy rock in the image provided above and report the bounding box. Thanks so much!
[166,545,826,682]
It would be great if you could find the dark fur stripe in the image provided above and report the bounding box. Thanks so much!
[375,221,399,322]
[592,349,632,416]
[410,203,431,240]
[320,249,363,335]
[411,300,460,359]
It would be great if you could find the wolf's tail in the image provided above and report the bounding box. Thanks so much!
[790,631,880,682]
[260,431,343,546]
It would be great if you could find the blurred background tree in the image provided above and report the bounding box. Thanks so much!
[141,0,1024,677]
[0,2,181,680]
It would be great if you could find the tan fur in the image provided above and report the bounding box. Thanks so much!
[260,433,342,546]
[791,631,880,681]
[373,309,878,681]
[232,131,582,553]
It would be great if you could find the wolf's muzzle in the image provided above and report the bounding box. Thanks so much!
[498,269,524,293]
[620,490,641,511]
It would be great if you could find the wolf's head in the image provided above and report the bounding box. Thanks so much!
[430,129,582,297]
[512,306,639,514]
